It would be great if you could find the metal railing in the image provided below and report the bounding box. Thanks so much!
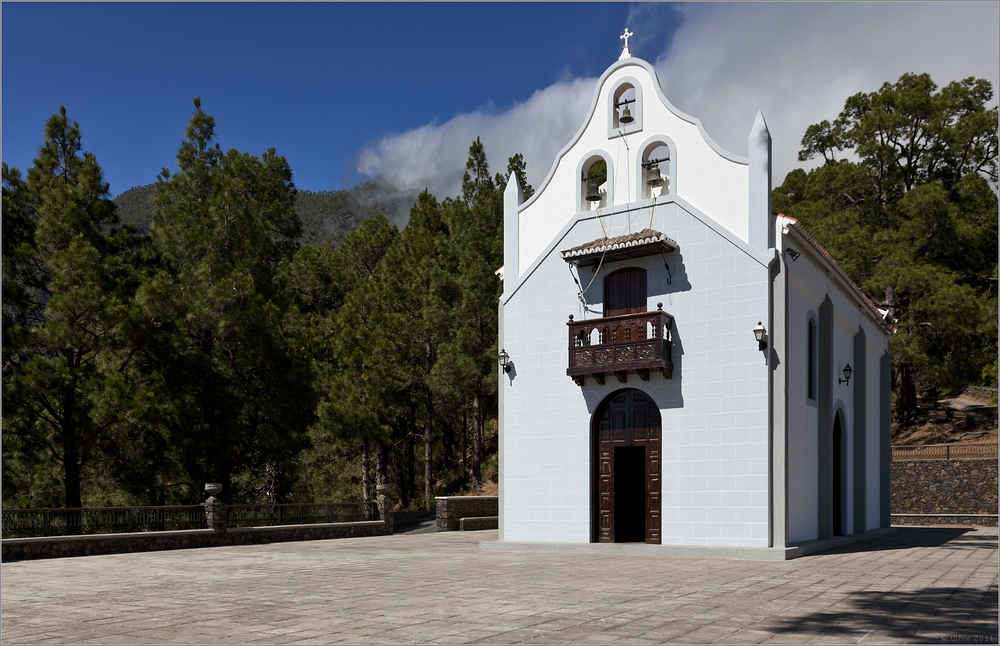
[225,502,380,528]
[892,442,998,461]
[2,506,206,539]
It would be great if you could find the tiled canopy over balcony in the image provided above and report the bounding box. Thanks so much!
[560,228,677,267]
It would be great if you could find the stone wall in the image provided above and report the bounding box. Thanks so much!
[435,496,499,531]
[892,458,998,526]
[2,521,388,562]
[459,517,500,531]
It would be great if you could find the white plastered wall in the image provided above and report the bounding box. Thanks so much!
[782,224,891,543]
[502,198,771,546]
[785,262,824,543]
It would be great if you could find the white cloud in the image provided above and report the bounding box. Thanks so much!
[355,2,999,203]
[354,78,596,202]
[654,2,1000,185]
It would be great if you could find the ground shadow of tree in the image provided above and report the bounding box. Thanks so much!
[828,527,995,553]
[759,586,998,643]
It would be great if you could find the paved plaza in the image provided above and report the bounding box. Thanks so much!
[1,526,996,644]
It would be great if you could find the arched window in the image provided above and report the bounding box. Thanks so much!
[807,317,817,400]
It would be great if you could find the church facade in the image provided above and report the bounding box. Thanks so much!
[491,34,894,559]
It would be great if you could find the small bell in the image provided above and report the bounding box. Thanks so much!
[645,163,663,187]
[585,182,602,202]
[619,105,634,124]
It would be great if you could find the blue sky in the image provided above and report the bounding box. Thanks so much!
[3,3,678,195]
[3,3,998,205]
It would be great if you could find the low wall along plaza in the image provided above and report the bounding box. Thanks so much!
[892,451,998,526]
[435,496,498,531]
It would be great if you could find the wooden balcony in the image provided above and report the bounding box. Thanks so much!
[566,305,674,386]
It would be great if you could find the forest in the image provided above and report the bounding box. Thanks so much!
[3,72,996,511]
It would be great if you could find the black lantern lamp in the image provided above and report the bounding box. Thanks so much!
[498,348,512,374]
[753,321,768,351]
[839,364,853,385]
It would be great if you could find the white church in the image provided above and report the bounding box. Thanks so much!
[487,31,895,559]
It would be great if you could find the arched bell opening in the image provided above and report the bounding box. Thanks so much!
[612,84,637,130]
[591,388,662,544]
[581,155,610,212]
[640,141,672,200]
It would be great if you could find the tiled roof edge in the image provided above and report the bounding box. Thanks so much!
[784,219,894,334]
[561,228,678,258]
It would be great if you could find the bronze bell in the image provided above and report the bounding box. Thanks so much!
[645,163,663,187]
[619,105,634,124]
[585,182,602,202]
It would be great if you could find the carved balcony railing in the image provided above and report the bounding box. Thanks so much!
[567,304,674,386]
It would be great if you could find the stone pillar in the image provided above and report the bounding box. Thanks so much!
[203,483,227,534]
[376,484,393,535]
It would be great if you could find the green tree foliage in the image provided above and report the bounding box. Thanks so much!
[141,98,316,503]
[4,101,528,510]
[775,73,998,420]
[293,216,399,503]
[1,107,143,508]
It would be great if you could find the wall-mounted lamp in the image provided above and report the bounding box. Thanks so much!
[786,247,801,261]
[839,364,853,386]
[753,321,768,351]
[498,348,512,374]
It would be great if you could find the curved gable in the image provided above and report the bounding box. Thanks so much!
[516,57,751,277]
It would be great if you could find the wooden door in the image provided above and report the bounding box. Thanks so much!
[604,268,647,317]
[592,389,661,544]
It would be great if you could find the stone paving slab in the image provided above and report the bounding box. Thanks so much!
[1,526,996,644]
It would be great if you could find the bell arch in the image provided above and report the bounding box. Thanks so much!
[591,388,662,544]
[608,77,644,137]
[579,153,613,212]
[635,135,677,200]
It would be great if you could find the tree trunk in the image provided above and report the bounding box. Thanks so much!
[265,458,279,505]
[894,364,917,422]
[462,408,468,471]
[424,387,433,509]
[472,390,483,489]
[62,386,83,510]
[375,443,388,487]
[361,437,370,503]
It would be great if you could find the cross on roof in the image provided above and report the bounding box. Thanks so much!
[619,28,633,60]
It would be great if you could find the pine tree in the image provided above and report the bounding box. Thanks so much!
[143,98,314,503]
[1,107,139,508]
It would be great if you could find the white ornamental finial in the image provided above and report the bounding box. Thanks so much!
[619,28,633,60]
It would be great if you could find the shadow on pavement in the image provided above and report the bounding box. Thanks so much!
[827,527,996,554]
[758,586,998,643]
[393,511,436,534]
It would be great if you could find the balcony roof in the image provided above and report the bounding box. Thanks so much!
[560,228,678,267]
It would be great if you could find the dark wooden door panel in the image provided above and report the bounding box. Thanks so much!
[592,388,662,545]
[604,268,647,317]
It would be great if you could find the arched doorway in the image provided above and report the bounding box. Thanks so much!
[591,389,661,544]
